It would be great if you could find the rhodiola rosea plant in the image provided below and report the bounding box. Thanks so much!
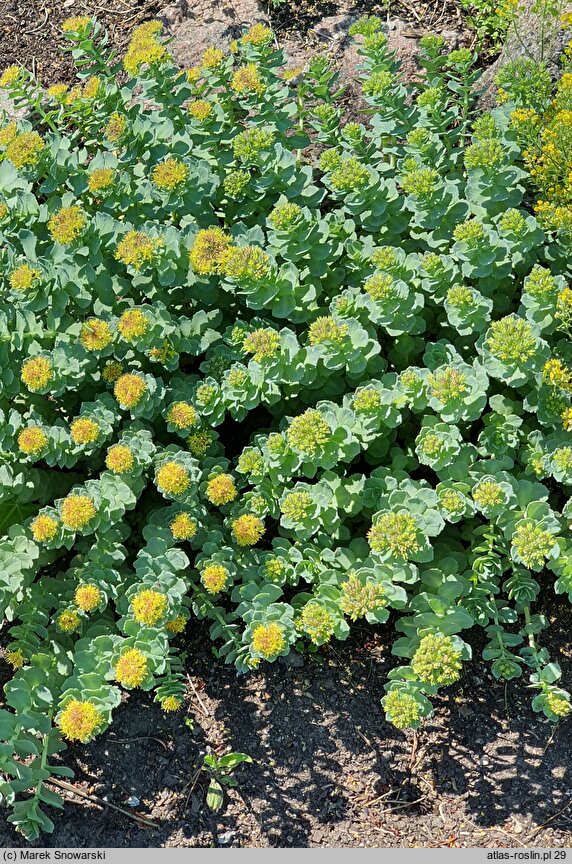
[1,13,572,838]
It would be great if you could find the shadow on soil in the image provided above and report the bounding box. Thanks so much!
[1,604,572,847]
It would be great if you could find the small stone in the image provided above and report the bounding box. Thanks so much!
[218,831,235,845]
[126,795,140,807]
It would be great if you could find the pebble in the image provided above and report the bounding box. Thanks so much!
[217,831,235,845]
[126,795,141,807]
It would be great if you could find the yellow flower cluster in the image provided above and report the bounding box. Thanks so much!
[152,158,189,191]
[189,227,232,275]
[0,65,22,88]
[231,514,265,546]
[166,401,198,430]
[206,473,237,505]
[188,99,213,122]
[543,358,572,392]
[88,167,115,194]
[131,589,168,626]
[75,584,102,612]
[251,622,285,658]
[105,444,134,474]
[115,648,148,688]
[31,514,59,543]
[5,131,44,168]
[80,318,113,351]
[115,231,158,270]
[61,16,91,35]
[58,699,103,743]
[166,614,187,634]
[114,373,148,408]
[61,494,97,531]
[9,264,39,292]
[18,426,48,455]
[231,63,265,95]
[170,512,197,541]
[156,461,191,496]
[105,113,127,144]
[48,206,86,244]
[70,417,100,446]
[6,649,25,669]
[118,309,149,341]
[201,563,229,594]
[56,609,81,634]
[124,21,169,77]
[21,356,53,392]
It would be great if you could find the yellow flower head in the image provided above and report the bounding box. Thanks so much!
[165,614,187,634]
[472,480,504,508]
[105,112,127,144]
[6,649,25,669]
[80,318,113,351]
[105,444,134,474]
[101,363,123,386]
[231,513,265,546]
[56,609,81,634]
[114,373,148,409]
[61,494,96,531]
[156,461,191,496]
[9,264,40,292]
[115,648,148,688]
[48,83,69,101]
[186,66,202,84]
[124,21,169,76]
[0,65,22,88]
[58,699,103,743]
[31,514,59,543]
[70,418,100,446]
[231,64,265,95]
[188,100,213,122]
[88,167,115,194]
[562,407,572,431]
[251,622,285,658]
[201,563,229,594]
[81,76,101,100]
[189,227,232,275]
[131,589,168,626]
[62,16,92,35]
[242,24,273,46]
[115,231,157,270]
[0,122,17,146]
[170,512,197,541]
[308,316,349,346]
[18,426,48,456]
[206,473,237,506]
[160,695,182,712]
[243,328,280,362]
[74,584,102,612]
[152,158,189,191]
[48,206,86,244]
[202,47,224,69]
[118,309,150,341]
[5,132,44,168]
[166,401,198,430]
[21,356,53,392]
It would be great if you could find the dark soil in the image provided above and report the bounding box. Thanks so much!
[0,0,174,86]
[1,604,572,849]
[0,0,476,89]
[270,0,466,46]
